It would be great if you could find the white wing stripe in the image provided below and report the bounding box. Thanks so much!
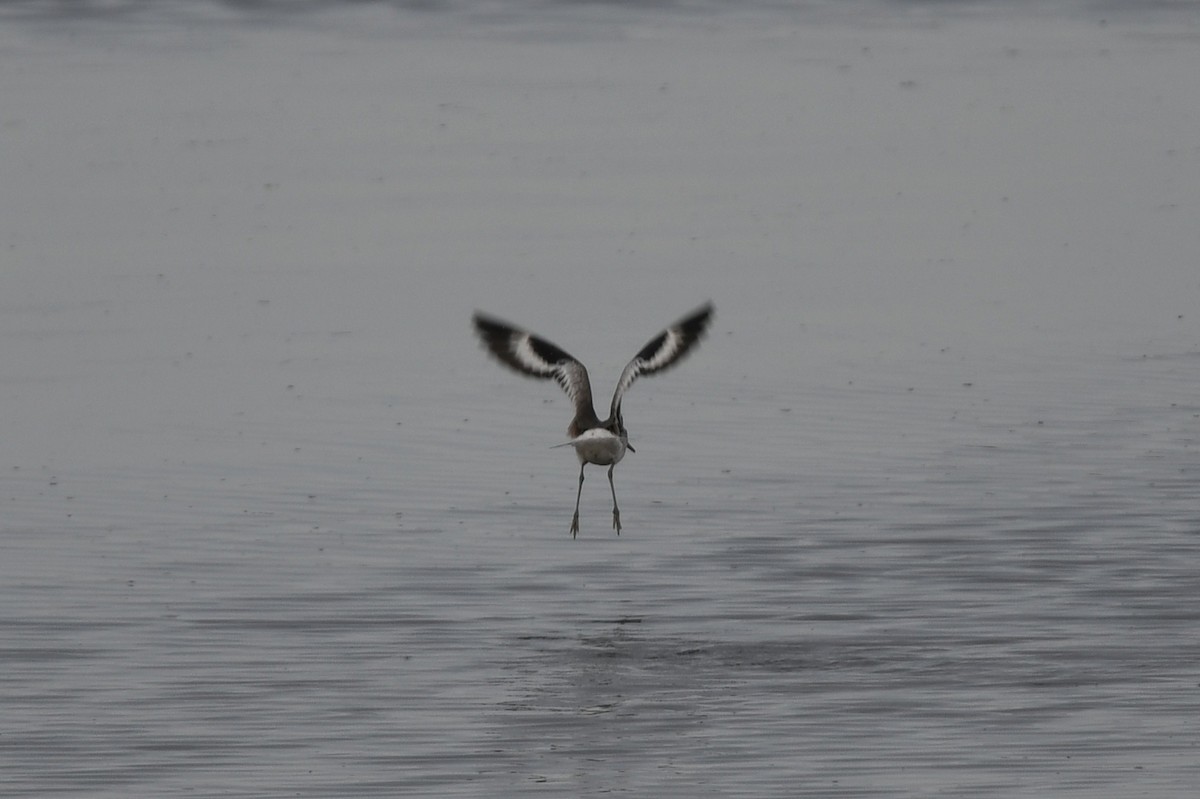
[640,329,685,372]
[609,303,714,416]
[512,334,558,375]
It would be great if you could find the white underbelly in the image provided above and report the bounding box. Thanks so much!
[562,428,627,466]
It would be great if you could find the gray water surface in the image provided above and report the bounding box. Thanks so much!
[3,2,1199,796]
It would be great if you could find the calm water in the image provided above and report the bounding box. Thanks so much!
[5,346,1198,796]
[3,1,1199,796]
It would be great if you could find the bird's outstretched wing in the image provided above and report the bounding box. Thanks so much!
[472,312,600,429]
[610,303,714,418]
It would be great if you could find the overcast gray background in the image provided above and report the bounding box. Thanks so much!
[3,1,1199,796]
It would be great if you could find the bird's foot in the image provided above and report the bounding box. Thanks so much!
[570,511,580,539]
[612,508,622,535]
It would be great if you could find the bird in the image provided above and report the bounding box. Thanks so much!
[472,303,714,538]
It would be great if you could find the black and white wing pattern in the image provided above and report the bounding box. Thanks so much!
[610,303,714,417]
[472,312,599,427]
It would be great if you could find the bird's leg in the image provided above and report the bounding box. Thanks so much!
[570,462,585,538]
[608,464,621,535]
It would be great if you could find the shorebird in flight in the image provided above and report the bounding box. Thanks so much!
[472,303,714,537]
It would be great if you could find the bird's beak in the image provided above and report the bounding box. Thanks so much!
[627,443,636,453]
